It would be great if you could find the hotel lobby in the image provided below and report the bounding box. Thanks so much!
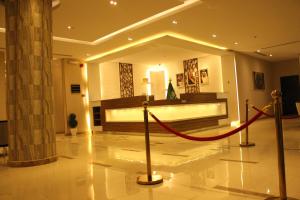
[0,0,300,199]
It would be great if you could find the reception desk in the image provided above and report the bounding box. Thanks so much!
[101,93,228,133]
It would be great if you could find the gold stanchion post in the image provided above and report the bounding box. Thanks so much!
[240,99,255,147]
[266,90,291,200]
[137,101,163,185]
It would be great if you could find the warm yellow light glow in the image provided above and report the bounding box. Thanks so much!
[0,28,5,33]
[1,0,202,46]
[86,33,168,61]
[85,32,227,62]
[146,64,169,97]
[92,0,201,44]
[233,56,241,142]
[53,36,93,45]
[106,102,227,122]
[89,163,95,200]
[239,147,244,188]
[230,120,240,127]
[168,32,227,50]
[82,63,91,133]
[110,143,221,167]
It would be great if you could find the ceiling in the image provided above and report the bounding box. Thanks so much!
[0,0,299,62]
[102,43,211,65]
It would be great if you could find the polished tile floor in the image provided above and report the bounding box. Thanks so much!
[0,118,300,200]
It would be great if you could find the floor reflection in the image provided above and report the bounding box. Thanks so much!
[0,118,300,199]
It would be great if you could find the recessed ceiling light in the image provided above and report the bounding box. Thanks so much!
[269,54,273,57]
[212,34,217,38]
[256,49,261,53]
[172,20,178,25]
[110,0,117,5]
[234,42,238,45]
[67,25,73,30]
[128,37,133,41]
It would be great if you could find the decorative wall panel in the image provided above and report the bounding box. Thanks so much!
[119,63,134,98]
[183,58,200,93]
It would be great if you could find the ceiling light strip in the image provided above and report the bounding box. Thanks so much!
[85,32,227,62]
[168,32,227,50]
[91,0,202,45]
[0,28,93,45]
[0,0,201,46]
[53,36,93,45]
[85,32,168,62]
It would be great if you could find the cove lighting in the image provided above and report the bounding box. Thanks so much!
[92,0,202,44]
[145,65,169,98]
[0,0,202,46]
[85,32,227,62]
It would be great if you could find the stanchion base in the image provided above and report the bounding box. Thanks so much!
[137,174,163,185]
[240,142,255,147]
[265,197,298,200]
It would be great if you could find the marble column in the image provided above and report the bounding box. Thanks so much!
[5,0,57,167]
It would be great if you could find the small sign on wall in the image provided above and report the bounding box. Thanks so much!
[71,84,81,93]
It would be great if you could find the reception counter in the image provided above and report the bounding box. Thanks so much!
[101,93,228,133]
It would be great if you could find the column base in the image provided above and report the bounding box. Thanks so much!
[265,197,298,200]
[240,142,256,147]
[8,156,58,167]
[137,174,163,185]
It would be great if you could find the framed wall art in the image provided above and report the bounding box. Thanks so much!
[200,68,209,85]
[253,71,265,90]
[183,58,200,93]
[176,73,184,88]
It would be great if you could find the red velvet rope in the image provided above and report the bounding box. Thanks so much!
[149,111,264,141]
[252,106,300,119]
[252,106,274,117]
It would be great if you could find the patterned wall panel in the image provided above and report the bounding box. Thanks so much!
[183,58,200,93]
[119,63,134,98]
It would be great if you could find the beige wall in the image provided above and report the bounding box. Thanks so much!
[271,59,300,90]
[199,55,223,93]
[0,56,90,133]
[100,62,120,100]
[87,62,101,101]
[221,54,239,122]
[133,62,184,99]
[52,59,65,133]
[0,51,6,120]
[98,55,224,100]
[235,52,273,121]
[62,59,90,133]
